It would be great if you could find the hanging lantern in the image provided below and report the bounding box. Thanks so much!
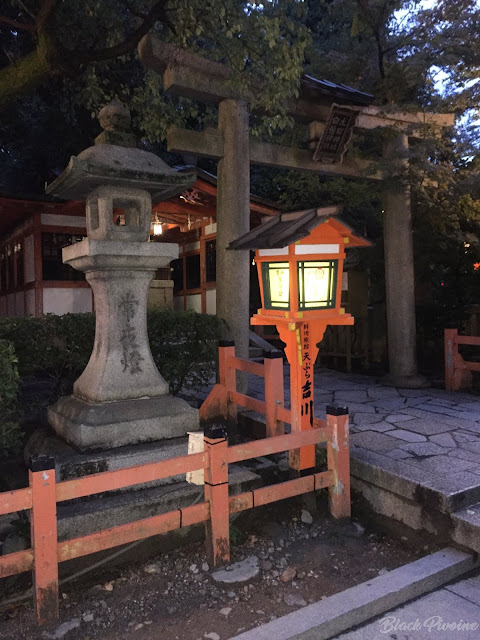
[152,214,163,236]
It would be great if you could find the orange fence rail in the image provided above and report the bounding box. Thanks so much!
[444,328,480,390]
[200,341,287,437]
[0,405,350,626]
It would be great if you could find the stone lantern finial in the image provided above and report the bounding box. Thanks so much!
[95,99,136,147]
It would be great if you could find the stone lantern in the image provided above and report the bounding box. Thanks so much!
[46,101,199,450]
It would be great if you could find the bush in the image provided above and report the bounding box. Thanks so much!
[0,313,96,399]
[0,310,225,402]
[147,309,226,395]
[0,339,23,456]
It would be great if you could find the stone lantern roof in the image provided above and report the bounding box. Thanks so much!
[46,100,196,202]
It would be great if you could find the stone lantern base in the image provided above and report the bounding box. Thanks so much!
[48,393,198,450]
[45,237,199,451]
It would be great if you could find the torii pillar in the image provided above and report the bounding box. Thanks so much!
[216,99,251,370]
[382,134,425,387]
[138,40,252,381]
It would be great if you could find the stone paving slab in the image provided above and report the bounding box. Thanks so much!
[446,573,480,606]
[351,421,394,433]
[384,428,427,443]
[335,587,480,640]
[404,454,478,474]
[351,431,408,451]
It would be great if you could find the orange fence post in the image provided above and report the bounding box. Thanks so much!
[444,328,459,391]
[326,405,351,519]
[263,350,284,438]
[204,425,230,566]
[29,454,59,624]
[218,340,237,423]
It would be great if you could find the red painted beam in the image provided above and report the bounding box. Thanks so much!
[0,549,34,578]
[56,452,207,502]
[0,487,32,516]
[228,428,331,464]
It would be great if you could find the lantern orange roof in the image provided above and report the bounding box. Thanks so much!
[228,206,371,250]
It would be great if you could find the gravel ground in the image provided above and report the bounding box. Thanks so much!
[0,497,431,640]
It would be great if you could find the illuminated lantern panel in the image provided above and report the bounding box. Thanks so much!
[262,262,290,309]
[298,260,337,310]
[229,206,371,321]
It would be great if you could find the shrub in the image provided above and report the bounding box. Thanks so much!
[0,313,96,399]
[0,339,23,456]
[0,310,225,402]
[147,309,226,395]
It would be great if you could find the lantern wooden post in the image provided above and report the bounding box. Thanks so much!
[278,322,327,470]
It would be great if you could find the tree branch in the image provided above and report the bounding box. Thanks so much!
[36,0,58,32]
[78,0,171,65]
[0,15,35,32]
[15,1,35,20]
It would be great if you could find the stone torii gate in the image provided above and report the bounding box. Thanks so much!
[139,36,453,388]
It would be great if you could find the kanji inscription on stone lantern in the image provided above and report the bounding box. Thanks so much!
[229,206,371,469]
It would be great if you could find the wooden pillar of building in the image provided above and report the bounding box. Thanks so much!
[382,134,425,388]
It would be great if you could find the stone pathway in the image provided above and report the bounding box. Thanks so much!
[312,369,480,482]
[245,366,480,552]
[247,367,480,486]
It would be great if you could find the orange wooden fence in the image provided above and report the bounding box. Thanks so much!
[200,341,287,437]
[444,328,480,390]
[0,340,351,626]
[0,407,349,626]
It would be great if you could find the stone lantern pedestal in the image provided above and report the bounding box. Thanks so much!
[48,224,198,450]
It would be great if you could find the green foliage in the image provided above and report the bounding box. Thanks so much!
[0,310,225,405]
[0,339,22,456]
[0,313,96,399]
[147,309,226,395]
[0,1,311,192]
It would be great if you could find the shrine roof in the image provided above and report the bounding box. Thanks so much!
[0,169,279,240]
[228,207,371,250]
[0,193,84,238]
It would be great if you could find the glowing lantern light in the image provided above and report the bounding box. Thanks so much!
[152,214,163,236]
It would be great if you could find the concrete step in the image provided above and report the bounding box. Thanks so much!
[452,501,480,554]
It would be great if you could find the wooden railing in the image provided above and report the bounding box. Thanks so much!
[444,328,480,391]
[200,340,286,437]
[0,406,350,626]
[0,341,351,626]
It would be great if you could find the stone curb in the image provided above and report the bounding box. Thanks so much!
[229,548,479,640]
